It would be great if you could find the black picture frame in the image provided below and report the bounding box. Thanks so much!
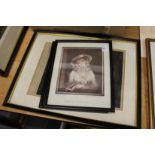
[38,49,124,109]
[0,27,28,77]
[3,29,141,129]
[39,40,114,113]
[146,39,155,128]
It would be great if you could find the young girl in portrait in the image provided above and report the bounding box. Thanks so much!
[66,54,98,91]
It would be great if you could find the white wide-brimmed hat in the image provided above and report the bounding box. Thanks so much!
[71,54,92,64]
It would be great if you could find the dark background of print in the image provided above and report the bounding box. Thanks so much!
[56,47,104,95]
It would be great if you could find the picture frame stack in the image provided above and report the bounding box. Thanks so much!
[2,29,141,129]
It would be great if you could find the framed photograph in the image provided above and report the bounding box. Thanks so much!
[39,40,113,112]
[4,31,141,128]
[38,48,125,110]
[0,26,27,77]
[146,39,155,128]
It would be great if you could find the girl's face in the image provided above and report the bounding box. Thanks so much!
[74,59,89,71]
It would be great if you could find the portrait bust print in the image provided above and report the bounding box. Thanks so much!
[56,47,104,96]
[66,54,98,91]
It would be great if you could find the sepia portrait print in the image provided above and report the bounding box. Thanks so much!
[56,47,104,96]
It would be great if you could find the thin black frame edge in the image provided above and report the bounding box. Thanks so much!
[34,28,139,42]
[3,30,141,129]
[39,39,115,113]
[3,31,37,105]
[137,39,141,129]
[0,27,28,77]
[145,38,155,128]
[4,103,135,129]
